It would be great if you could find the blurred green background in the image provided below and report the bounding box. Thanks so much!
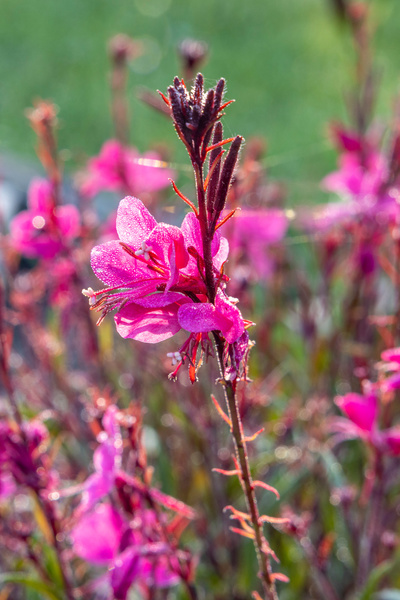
[1,0,399,204]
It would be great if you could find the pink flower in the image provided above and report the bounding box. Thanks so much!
[322,152,387,200]
[72,503,180,599]
[59,406,123,512]
[85,196,244,345]
[378,346,400,393]
[306,126,400,230]
[79,140,174,199]
[72,503,125,564]
[335,392,378,434]
[332,391,400,455]
[224,209,288,281]
[9,178,80,259]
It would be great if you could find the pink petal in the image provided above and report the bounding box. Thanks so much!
[72,504,124,564]
[215,292,245,343]
[9,211,62,259]
[102,405,120,439]
[381,372,400,393]
[0,472,16,499]
[382,427,400,455]
[56,205,80,239]
[335,393,378,432]
[114,292,189,343]
[330,125,363,153]
[80,140,125,198]
[125,149,174,195]
[178,302,229,336]
[27,178,53,212]
[146,223,189,270]
[111,547,141,600]
[90,240,152,288]
[80,472,114,512]
[116,196,157,248]
[213,236,229,271]
[229,209,288,246]
[381,347,400,364]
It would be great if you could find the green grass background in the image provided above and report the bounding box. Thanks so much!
[1,0,399,204]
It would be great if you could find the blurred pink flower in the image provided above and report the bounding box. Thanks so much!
[79,140,174,199]
[72,503,124,564]
[225,209,288,281]
[379,346,400,394]
[306,126,400,230]
[72,503,180,599]
[9,178,80,259]
[332,391,400,455]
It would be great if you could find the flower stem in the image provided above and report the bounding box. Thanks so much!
[213,334,279,600]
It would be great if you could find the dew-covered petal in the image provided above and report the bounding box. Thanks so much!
[181,211,226,279]
[146,223,189,270]
[90,240,153,288]
[178,302,228,335]
[215,292,245,343]
[115,292,189,343]
[213,236,229,271]
[116,196,157,247]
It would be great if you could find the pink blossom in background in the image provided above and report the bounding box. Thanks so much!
[305,126,400,231]
[225,209,288,281]
[59,405,123,512]
[9,178,80,259]
[72,503,125,565]
[72,503,180,599]
[79,140,174,199]
[85,196,246,345]
[332,390,400,455]
[378,346,400,394]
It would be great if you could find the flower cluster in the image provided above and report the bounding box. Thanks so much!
[65,405,195,600]
[311,124,400,231]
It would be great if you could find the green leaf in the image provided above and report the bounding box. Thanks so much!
[358,560,398,600]
[0,572,63,600]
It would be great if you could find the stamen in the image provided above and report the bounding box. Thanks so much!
[82,287,96,305]
[167,351,182,366]
[135,241,153,261]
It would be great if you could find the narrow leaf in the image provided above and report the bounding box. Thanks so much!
[243,428,265,443]
[0,573,61,600]
[271,573,290,583]
[253,480,280,499]
[170,179,198,215]
[230,526,255,540]
[212,468,241,477]
[211,394,232,426]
